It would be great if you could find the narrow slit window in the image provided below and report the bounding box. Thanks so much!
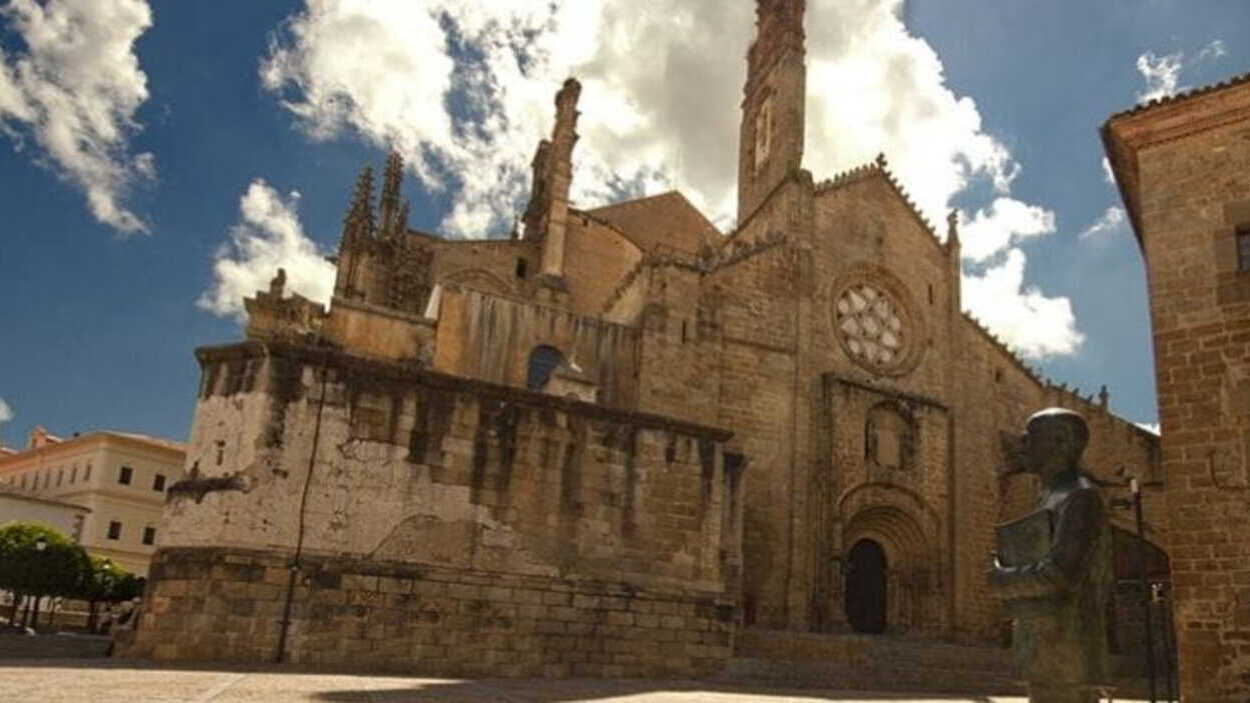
[1237,226,1250,272]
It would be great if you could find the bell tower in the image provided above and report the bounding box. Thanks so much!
[738,0,807,222]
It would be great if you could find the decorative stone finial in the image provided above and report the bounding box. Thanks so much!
[269,268,286,297]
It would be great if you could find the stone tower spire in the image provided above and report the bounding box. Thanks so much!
[335,164,375,299]
[379,151,404,236]
[738,0,806,222]
[523,78,580,281]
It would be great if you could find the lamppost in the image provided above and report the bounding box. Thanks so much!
[1110,475,1168,703]
[27,536,47,630]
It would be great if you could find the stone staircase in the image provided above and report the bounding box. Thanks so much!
[0,633,111,659]
[721,629,1024,695]
[724,629,1161,698]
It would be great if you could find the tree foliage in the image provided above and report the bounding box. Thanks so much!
[0,522,141,602]
[0,522,89,599]
[76,556,140,603]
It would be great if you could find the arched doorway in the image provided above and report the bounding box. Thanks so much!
[845,538,888,634]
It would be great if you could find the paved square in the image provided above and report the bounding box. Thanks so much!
[0,659,1147,702]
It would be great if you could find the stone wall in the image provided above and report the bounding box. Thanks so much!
[125,341,742,676]
[127,547,735,677]
[1105,82,1250,701]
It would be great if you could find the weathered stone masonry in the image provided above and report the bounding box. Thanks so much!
[124,342,742,676]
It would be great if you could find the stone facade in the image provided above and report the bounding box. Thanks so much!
[1104,74,1250,702]
[129,0,1167,679]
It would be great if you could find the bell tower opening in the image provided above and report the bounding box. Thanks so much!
[845,538,888,634]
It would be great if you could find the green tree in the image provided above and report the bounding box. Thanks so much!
[0,522,90,628]
[76,557,139,633]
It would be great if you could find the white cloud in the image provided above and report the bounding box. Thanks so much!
[1135,39,1227,104]
[1079,206,1127,240]
[0,398,13,425]
[0,0,155,234]
[958,197,1056,262]
[198,179,336,321]
[1196,39,1227,63]
[1134,421,1160,435]
[1136,51,1184,103]
[260,0,1081,358]
[962,249,1084,359]
[1101,157,1116,186]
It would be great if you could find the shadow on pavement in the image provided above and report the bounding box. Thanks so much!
[0,658,1013,701]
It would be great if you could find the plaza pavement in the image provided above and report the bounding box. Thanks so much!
[0,659,1146,702]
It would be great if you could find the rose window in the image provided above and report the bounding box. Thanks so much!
[836,284,906,367]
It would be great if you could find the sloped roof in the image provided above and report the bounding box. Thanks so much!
[584,191,720,256]
[1106,72,1250,122]
[813,154,952,255]
[1102,71,1250,246]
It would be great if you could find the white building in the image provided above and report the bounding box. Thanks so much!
[0,427,186,576]
[0,484,90,540]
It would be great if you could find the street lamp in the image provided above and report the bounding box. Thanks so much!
[1110,474,1168,703]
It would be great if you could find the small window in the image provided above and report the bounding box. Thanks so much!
[118,466,132,485]
[1237,227,1250,272]
[153,474,166,492]
[84,463,92,481]
[526,345,564,391]
[57,469,63,487]
[107,521,122,540]
[142,526,156,546]
[515,257,528,279]
[19,474,27,489]
[70,466,77,483]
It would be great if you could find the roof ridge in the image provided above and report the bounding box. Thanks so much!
[1105,71,1250,122]
[816,153,949,252]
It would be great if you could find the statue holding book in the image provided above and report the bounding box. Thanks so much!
[989,408,1113,703]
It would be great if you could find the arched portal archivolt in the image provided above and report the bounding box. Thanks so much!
[836,483,943,636]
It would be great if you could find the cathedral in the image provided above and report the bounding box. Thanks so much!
[122,0,1166,684]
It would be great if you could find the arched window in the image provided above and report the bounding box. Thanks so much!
[526,345,564,391]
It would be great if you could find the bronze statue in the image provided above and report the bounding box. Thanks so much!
[990,408,1113,703]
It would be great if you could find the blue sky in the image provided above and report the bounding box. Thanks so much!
[0,0,1246,447]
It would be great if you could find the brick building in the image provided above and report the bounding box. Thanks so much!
[127,0,1164,680]
[1104,73,1250,702]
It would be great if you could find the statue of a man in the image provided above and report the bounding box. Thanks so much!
[989,408,1113,703]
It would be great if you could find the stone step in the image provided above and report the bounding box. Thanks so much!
[722,656,1022,695]
[0,633,111,659]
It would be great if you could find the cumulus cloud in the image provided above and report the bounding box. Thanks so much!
[259,0,1080,358]
[0,398,13,425]
[198,179,336,321]
[958,197,1056,262]
[1134,421,1161,435]
[963,249,1084,359]
[1101,157,1116,186]
[1079,206,1127,240]
[1136,51,1184,103]
[0,0,155,233]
